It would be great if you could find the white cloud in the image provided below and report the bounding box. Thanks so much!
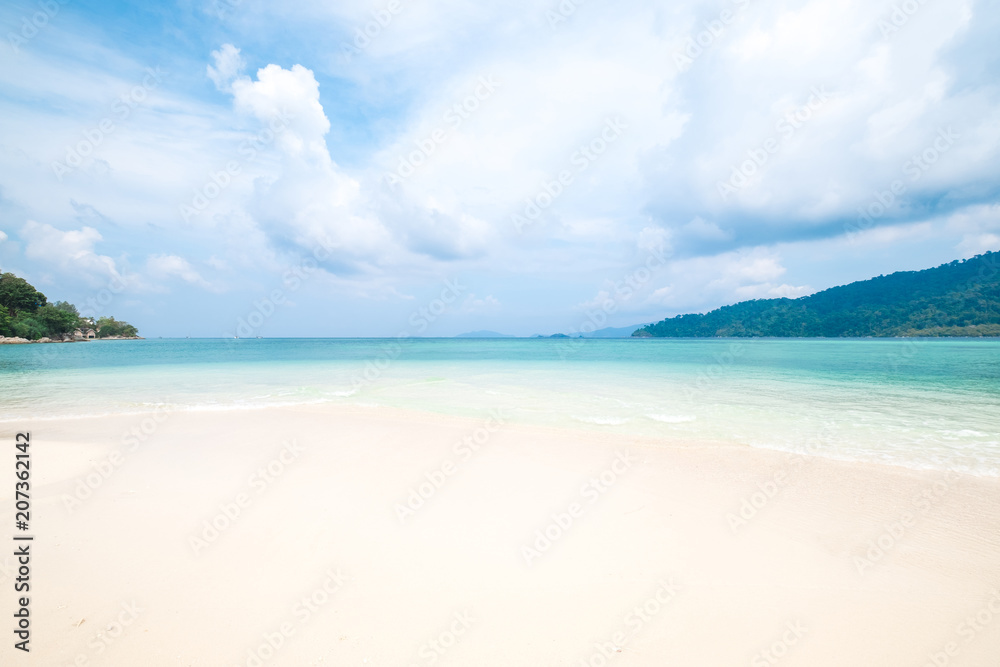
[230,62,331,159]
[207,43,246,92]
[1,0,998,334]
[637,225,673,255]
[944,204,1000,257]
[145,254,215,291]
[681,217,732,242]
[19,221,124,288]
[462,293,500,313]
[641,247,800,312]
[734,282,812,300]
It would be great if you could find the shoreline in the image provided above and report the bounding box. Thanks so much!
[3,403,999,664]
[0,335,144,344]
[2,400,996,480]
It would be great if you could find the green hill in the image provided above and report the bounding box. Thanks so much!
[0,271,139,341]
[634,251,1000,338]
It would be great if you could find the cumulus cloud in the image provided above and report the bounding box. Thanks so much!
[197,3,1000,304]
[3,1,998,334]
[231,62,331,159]
[642,247,812,312]
[20,221,124,288]
[210,52,400,276]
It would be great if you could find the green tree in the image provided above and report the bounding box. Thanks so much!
[0,310,13,337]
[35,304,81,335]
[11,314,47,340]
[53,301,80,317]
[96,316,139,338]
[0,273,46,318]
[635,250,1000,338]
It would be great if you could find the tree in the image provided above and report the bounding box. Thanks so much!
[635,250,1000,338]
[0,273,46,318]
[53,301,80,317]
[11,315,47,340]
[0,272,139,340]
[96,316,139,338]
[34,304,80,335]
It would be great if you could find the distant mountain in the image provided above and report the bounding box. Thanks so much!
[582,324,648,338]
[527,325,648,338]
[635,251,1000,338]
[455,330,516,338]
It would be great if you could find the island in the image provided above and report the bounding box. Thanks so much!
[0,271,141,343]
[634,250,1000,338]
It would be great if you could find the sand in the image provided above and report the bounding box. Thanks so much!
[2,404,999,666]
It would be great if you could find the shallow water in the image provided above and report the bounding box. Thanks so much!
[1,337,998,475]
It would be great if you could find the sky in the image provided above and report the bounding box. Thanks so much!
[0,0,998,337]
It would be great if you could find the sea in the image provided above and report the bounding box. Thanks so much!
[1,337,998,476]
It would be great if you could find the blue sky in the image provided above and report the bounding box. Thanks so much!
[1,0,998,337]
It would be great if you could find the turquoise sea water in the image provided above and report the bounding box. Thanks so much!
[1,338,998,475]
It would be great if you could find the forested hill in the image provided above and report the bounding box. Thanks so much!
[633,251,1000,338]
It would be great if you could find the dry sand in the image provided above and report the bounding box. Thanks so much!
[2,404,999,666]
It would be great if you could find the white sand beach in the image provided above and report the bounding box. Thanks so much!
[2,404,1000,666]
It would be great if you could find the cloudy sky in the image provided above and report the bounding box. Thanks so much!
[1,0,998,337]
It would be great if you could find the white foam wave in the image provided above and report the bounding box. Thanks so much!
[646,414,697,423]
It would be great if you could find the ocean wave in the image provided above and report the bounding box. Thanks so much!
[646,414,697,423]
